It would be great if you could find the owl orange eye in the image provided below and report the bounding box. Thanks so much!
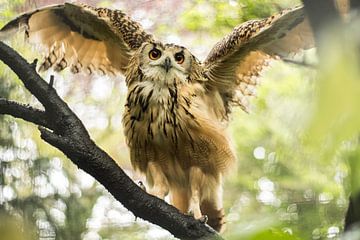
[174,52,185,64]
[149,49,161,60]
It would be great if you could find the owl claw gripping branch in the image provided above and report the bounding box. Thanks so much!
[0,2,314,232]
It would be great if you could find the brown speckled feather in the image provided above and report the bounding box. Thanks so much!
[205,6,314,114]
[0,3,153,74]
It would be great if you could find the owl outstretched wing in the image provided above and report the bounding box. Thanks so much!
[204,6,314,114]
[0,3,153,75]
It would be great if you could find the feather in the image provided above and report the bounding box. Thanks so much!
[204,6,314,114]
[0,2,154,75]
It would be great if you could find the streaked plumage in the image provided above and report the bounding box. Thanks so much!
[0,2,315,232]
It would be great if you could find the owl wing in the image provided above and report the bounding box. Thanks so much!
[0,3,153,75]
[204,6,314,114]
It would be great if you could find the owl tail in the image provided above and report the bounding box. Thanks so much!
[200,200,225,232]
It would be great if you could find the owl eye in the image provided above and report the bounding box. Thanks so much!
[149,49,161,60]
[174,52,185,64]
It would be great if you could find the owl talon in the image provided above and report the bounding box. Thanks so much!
[199,215,208,224]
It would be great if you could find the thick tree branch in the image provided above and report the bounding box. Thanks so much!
[0,41,223,240]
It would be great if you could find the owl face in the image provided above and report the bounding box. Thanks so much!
[138,42,195,85]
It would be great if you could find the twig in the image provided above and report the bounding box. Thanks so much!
[49,75,54,88]
[282,58,317,69]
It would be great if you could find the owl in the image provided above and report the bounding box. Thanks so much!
[0,2,314,232]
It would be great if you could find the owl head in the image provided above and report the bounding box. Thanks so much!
[126,42,202,86]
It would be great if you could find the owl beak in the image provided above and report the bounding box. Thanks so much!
[163,57,172,72]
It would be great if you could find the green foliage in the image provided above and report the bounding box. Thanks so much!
[180,0,300,37]
[305,26,360,201]
[304,22,360,167]
[222,57,347,239]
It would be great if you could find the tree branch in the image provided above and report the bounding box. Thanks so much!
[0,98,52,129]
[0,41,223,240]
[302,0,341,47]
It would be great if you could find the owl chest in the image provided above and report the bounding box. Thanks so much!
[123,83,197,147]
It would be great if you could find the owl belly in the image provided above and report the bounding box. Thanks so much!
[123,82,236,178]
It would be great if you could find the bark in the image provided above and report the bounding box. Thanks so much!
[0,41,223,240]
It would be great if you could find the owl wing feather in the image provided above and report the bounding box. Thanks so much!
[204,6,314,114]
[0,3,153,75]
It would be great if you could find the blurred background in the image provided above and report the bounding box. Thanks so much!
[1,0,359,239]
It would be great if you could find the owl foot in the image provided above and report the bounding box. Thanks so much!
[187,210,208,224]
[199,215,208,224]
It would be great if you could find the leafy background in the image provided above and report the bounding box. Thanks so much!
[0,0,359,239]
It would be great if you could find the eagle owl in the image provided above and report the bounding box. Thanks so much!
[0,2,314,232]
